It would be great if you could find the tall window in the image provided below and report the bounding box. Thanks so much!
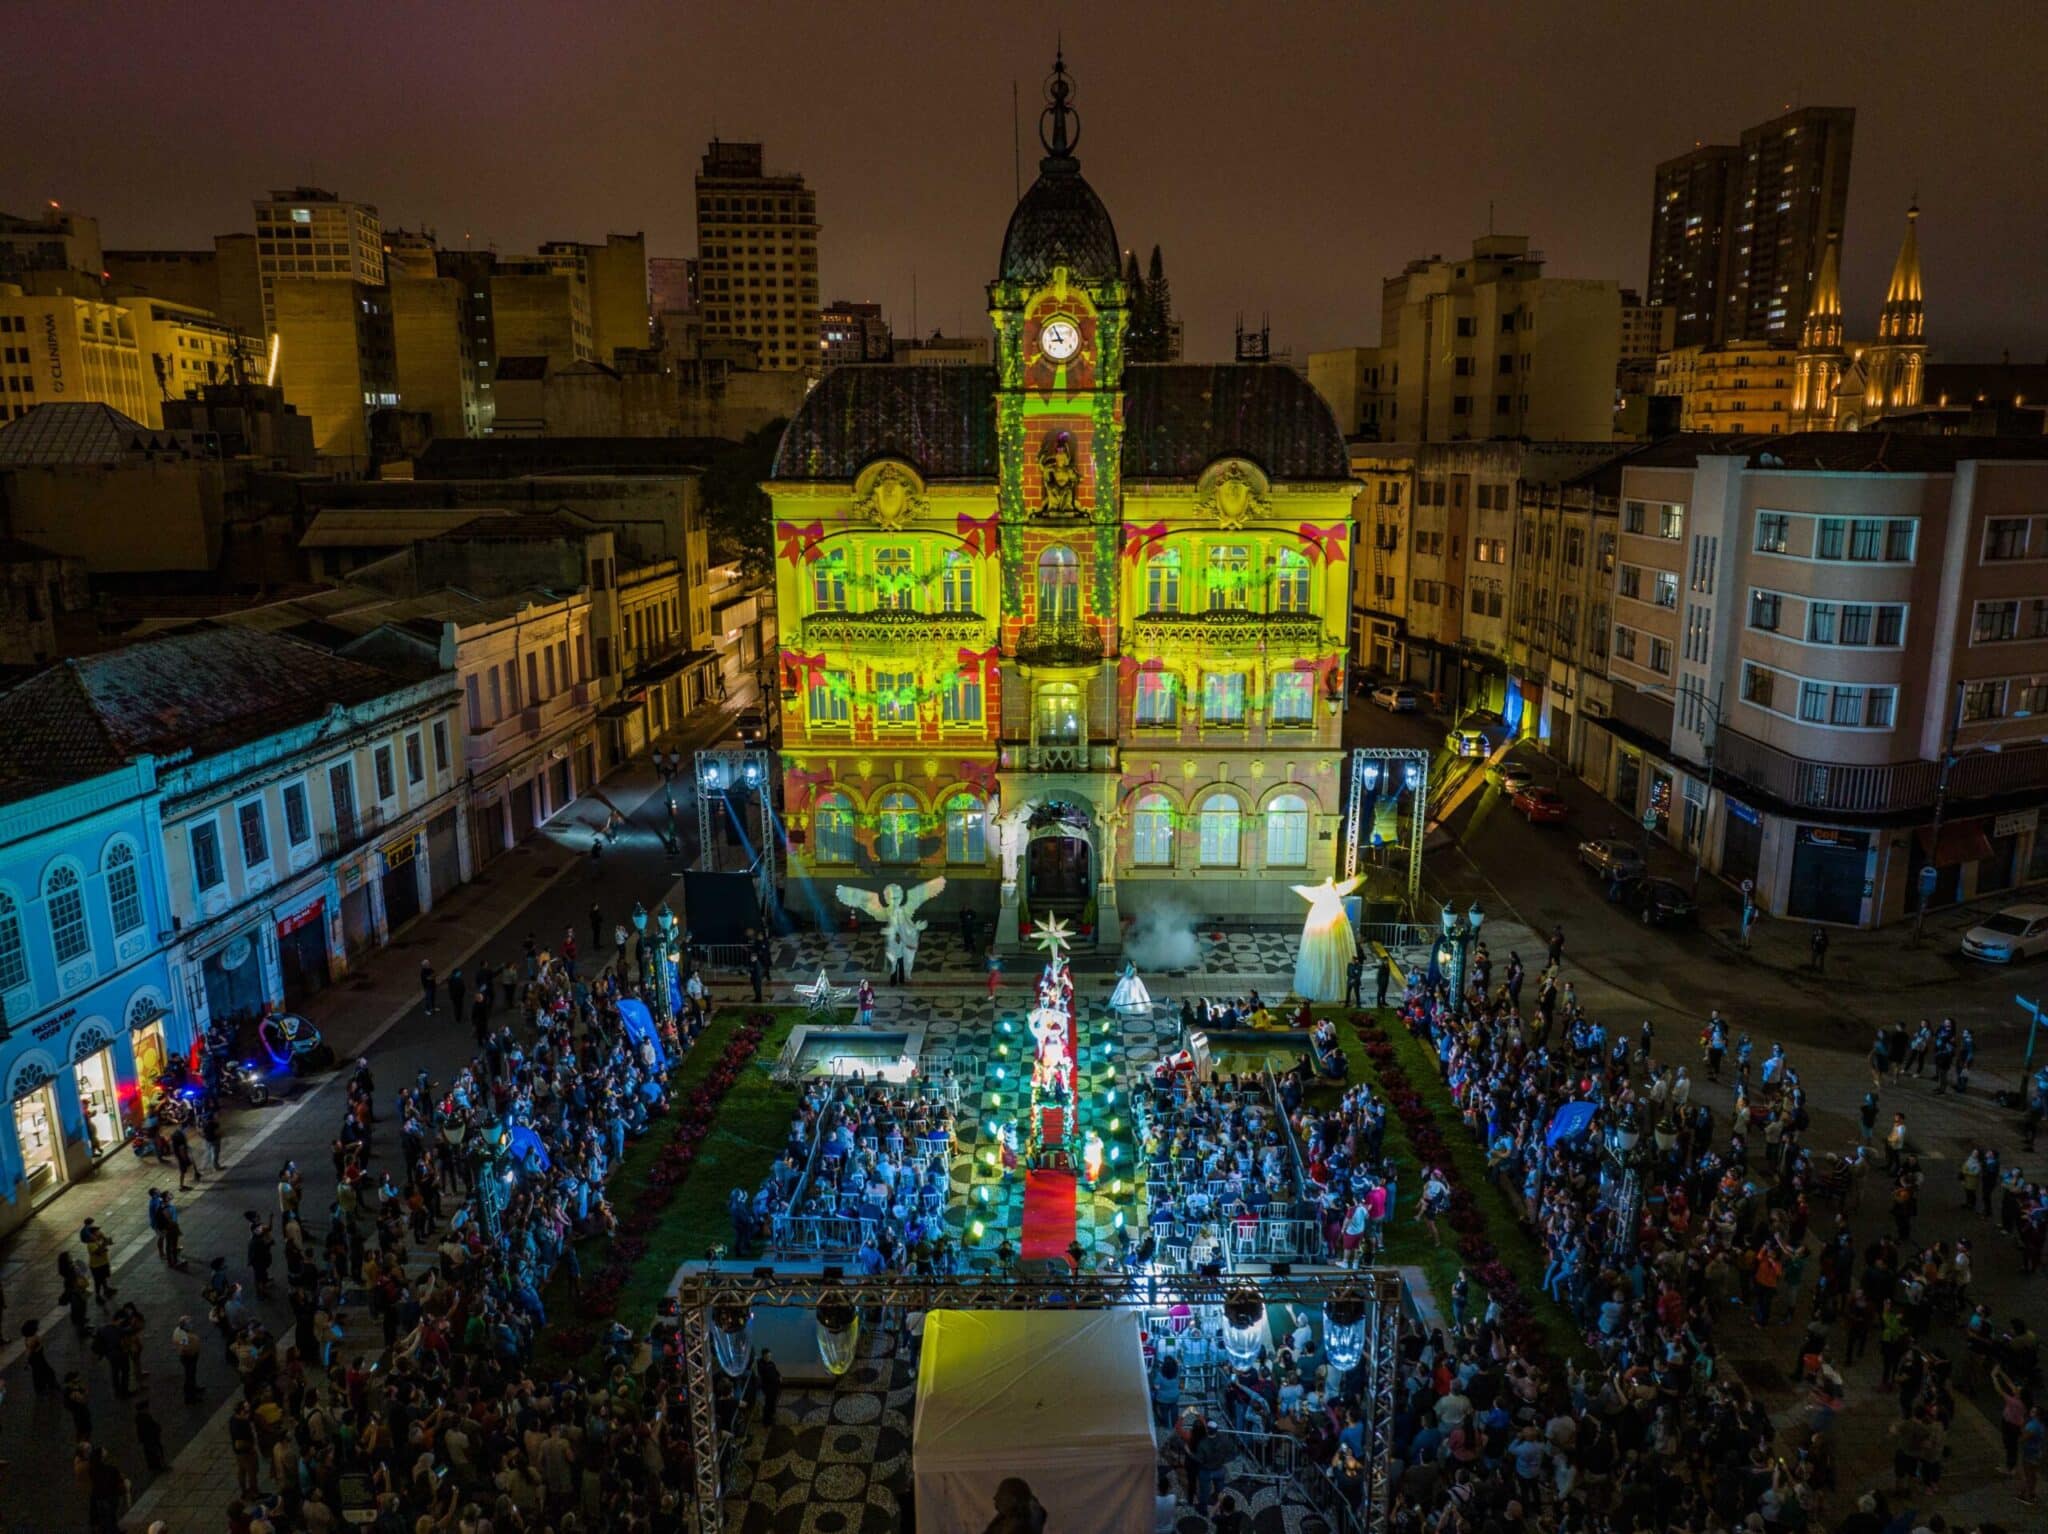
[877,791,920,863]
[1272,549,1312,614]
[1808,602,1837,644]
[1135,672,1177,727]
[1203,672,1247,726]
[1133,792,1175,866]
[283,782,312,847]
[191,820,225,893]
[47,865,88,965]
[1145,550,1181,614]
[942,675,983,726]
[811,550,848,612]
[874,670,917,726]
[1264,793,1309,867]
[105,843,143,936]
[0,892,23,992]
[1034,682,1082,745]
[238,800,269,868]
[941,551,976,613]
[1270,671,1313,726]
[373,744,396,800]
[874,546,915,610]
[812,792,854,863]
[1207,545,1250,610]
[1755,514,1789,554]
[1198,793,1242,867]
[405,732,424,785]
[1037,546,1079,624]
[432,720,450,773]
[944,793,986,864]
[809,673,850,726]
[329,763,356,833]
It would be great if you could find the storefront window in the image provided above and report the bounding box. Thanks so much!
[14,1081,61,1192]
[74,1043,120,1157]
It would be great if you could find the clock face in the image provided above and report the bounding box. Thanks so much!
[1041,318,1081,361]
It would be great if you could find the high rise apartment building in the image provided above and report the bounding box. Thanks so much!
[390,277,481,439]
[489,259,593,369]
[0,208,103,281]
[253,187,385,332]
[1648,109,1854,347]
[820,299,891,366]
[649,257,696,317]
[693,141,820,372]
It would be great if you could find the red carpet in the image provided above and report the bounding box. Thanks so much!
[1021,1169,1078,1260]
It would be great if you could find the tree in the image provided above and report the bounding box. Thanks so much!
[1122,252,1151,360]
[1146,246,1174,359]
[700,418,787,578]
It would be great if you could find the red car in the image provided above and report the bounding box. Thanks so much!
[1511,786,1568,823]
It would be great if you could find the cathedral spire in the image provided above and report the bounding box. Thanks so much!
[1801,231,1844,352]
[1039,46,1080,166]
[1878,202,1924,341]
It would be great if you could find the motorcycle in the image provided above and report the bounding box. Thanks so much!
[202,1027,272,1107]
[258,1011,334,1075]
[127,1123,169,1159]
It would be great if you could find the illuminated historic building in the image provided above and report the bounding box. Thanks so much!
[1790,206,1928,431]
[767,56,1356,943]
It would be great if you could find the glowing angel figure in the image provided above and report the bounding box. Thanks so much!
[835,877,947,981]
[1291,875,1366,1003]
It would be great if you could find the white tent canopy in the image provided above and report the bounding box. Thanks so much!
[913,1308,1157,1534]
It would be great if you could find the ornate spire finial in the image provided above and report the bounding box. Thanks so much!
[1040,47,1079,160]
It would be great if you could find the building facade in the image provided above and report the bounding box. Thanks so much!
[1647,144,1740,349]
[1655,341,1797,435]
[1582,434,2048,927]
[389,276,482,439]
[694,141,821,372]
[821,299,893,367]
[271,278,397,462]
[0,283,149,425]
[768,60,1355,937]
[254,187,385,333]
[1790,208,1928,431]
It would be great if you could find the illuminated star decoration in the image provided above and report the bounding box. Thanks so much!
[793,969,855,1017]
[1030,913,1075,963]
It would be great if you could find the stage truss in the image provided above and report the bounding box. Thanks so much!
[1342,746,1429,909]
[671,1267,1406,1534]
[694,746,777,909]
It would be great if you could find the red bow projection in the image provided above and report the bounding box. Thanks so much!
[956,512,999,556]
[1293,654,1344,691]
[1117,655,1166,684]
[776,520,825,564]
[1121,521,1170,560]
[783,649,828,682]
[785,766,835,811]
[955,646,1000,679]
[1296,523,1349,563]
[958,759,999,796]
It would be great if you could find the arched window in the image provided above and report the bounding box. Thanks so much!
[812,792,855,864]
[1037,545,1079,625]
[944,793,986,864]
[104,842,143,936]
[1273,548,1313,614]
[1265,793,1309,867]
[941,550,977,613]
[1132,792,1176,867]
[46,865,88,965]
[0,891,25,991]
[874,546,915,610]
[877,791,921,864]
[1207,545,1250,611]
[1145,549,1181,615]
[1198,792,1242,868]
[810,549,848,613]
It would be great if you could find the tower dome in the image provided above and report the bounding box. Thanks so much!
[998,51,1120,285]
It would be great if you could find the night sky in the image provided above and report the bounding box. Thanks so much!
[7,0,2045,364]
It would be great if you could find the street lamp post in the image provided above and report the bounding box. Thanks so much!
[657,903,680,1031]
[1439,900,1485,1010]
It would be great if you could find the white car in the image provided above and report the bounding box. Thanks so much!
[1371,683,1422,713]
[1960,904,2048,963]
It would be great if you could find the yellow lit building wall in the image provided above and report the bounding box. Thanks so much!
[126,298,263,428]
[0,283,149,424]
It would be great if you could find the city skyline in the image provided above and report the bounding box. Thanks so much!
[4,1,2045,364]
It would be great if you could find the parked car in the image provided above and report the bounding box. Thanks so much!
[1619,876,1697,927]
[1510,785,1569,823]
[1960,903,2048,964]
[1577,837,1646,881]
[1371,683,1423,713]
[1486,760,1536,794]
[734,709,768,744]
[1446,726,1489,757]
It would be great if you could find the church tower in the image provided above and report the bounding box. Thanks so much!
[1863,204,1926,418]
[1792,232,1847,429]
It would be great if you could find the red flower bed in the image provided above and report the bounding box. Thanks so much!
[577,1014,770,1319]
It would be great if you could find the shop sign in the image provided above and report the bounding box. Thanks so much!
[382,835,416,869]
[1796,826,1868,851]
[277,899,325,936]
[1992,808,2039,838]
[30,1005,78,1043]
[1727,799,1761,826]
[218,935,253,972]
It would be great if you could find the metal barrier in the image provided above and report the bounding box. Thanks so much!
[1222,1215,1324,1266]
[1302,1461,1369,1534]
[771,1213,869,1256]
[1219,1426,1300,1488]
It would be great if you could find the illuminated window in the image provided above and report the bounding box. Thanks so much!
[1198,793,1242,867]
[811,551,847,612]
[877,791,921,863]
[1133,792,1175,866]
[1145,550,1181,614]
[1135,672,1177,727]
[1033,682,1082,745]
[941,551,977,613]
[1265,793,1309,867]
[1207,545,1250,610]
[874,671,917,726]
[1272,549,1312,614]
[944,793,986,864]
[47,865,89,965]
[874,546,915,610]
[808,673,849,726]
[942,675,983,725]
[1037,546,1079,624]
[1270,671,1313,725]
[812,792,855,862]
[1203,672,1247,726]
[105,843,143,936]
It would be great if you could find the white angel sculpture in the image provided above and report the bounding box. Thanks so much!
[1291,875,1365,1003]
[835,877,947,982]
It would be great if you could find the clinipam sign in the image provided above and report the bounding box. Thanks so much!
[41,313,64,394]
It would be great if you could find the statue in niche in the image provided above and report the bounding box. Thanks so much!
[1038,431,1082,517]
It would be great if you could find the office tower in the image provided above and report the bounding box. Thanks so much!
[253,187,385,332]
[693,141,820,371]
[1647,145,1739,348]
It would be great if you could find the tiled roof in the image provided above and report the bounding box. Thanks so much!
[0,402,190,465]
[999,162,1120,285]
[1603,431,2048,477]
[772,366,1001,481]
[0,625,425,798]
[1121,365,1353,482]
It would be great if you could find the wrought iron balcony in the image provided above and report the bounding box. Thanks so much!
[998,742,1119,773]
[800,609,990,647]
[1012,620,1105,667]
[1129,609,1323,652]
[1714,724,2048,815]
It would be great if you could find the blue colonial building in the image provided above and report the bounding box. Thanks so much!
[0,755,178,1231]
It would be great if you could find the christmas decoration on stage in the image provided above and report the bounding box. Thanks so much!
[834,877,946,980]
[1024,913,1080,1163]
[1107,959,1152,1017]
[793,970,855,1017]
[1292,874,1366,1002]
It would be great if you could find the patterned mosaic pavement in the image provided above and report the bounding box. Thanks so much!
[768,925,1307,983]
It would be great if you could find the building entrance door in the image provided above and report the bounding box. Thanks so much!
[1027,835,1092,905]
[1787,827,1869,925]
[74,1047,120,1159]
[14,1082,62,1195]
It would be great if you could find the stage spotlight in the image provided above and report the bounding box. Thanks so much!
[1323,1291,1368,1371]
[1221,1286,1267,1364]
[815,1292,859,1376]
[710,1294,753,1377]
